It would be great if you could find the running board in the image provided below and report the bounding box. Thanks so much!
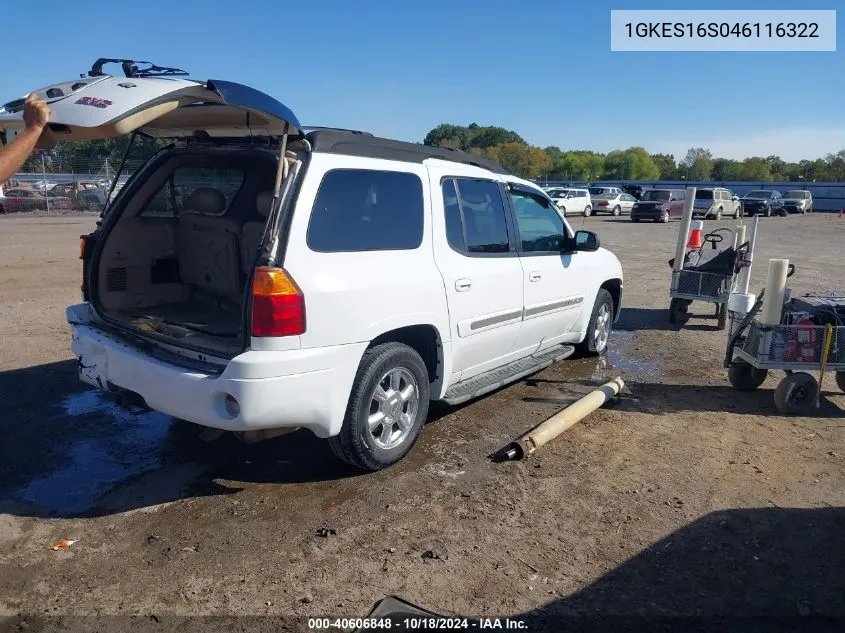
[442,344,576,406]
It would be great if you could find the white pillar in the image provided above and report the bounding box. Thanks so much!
[671,187,697,291]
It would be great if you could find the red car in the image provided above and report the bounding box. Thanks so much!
[0,187,72,213]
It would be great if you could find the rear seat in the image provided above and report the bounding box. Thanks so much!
[176,187,242,298]
[241,190,272,273]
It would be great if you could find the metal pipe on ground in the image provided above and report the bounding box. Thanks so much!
[498,377,625,461]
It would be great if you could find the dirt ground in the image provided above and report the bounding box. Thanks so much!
[1,210,845,631]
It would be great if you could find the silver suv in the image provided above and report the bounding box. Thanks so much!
[693,187,741,220]
[782,190,813,214]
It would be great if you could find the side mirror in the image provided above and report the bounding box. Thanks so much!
[574,230,600,252]
[732,195,739,201]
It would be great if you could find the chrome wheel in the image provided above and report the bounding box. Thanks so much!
[367,368,419,450]
[594,302,612,353]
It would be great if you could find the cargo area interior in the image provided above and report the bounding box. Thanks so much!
[94,149,286,357]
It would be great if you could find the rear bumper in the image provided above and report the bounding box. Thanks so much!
[67,304,365,438]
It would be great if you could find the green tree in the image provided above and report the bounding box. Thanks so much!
[423,123,524,151]
[650,153,678,180]
[712,158,742,181]
[680,147,713,180]
[738,157,772,181]
[824,150,845,181]
[604,147,659,180]
[765,155,786,181]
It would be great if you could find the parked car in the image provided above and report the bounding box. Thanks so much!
[51,180,108,210]
[782,190,813,214]
[693,187,742,220]
[741,190,784,217]
[3,63,623,471]
[622,184,643,200]
[588,186,623,197]
[0,187,71,213]
[630,188,687,223]
[590,191,637,216]
[547,188,592,216]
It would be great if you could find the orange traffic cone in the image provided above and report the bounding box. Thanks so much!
[686,220,704,249]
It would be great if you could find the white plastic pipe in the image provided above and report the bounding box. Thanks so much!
[502,377,624,460]
[671,187,697,290]
[760,258,790,325]
[734,224,746,250]
[737,215,759,295]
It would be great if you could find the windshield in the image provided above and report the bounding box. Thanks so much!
[641,190,671,201]
[744,190,772,199]
[695,190,714,200]
[784,191,808,199]
[587,187,604,195]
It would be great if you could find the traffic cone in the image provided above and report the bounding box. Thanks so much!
[686,220,704,249]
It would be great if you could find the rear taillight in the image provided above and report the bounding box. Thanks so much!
[250,266,305,337]
[598,200,608,206]
[79,235,88,260]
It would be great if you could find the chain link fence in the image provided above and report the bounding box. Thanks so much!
[1,141,156,215]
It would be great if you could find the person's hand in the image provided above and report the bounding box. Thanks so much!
[23,93,50,131]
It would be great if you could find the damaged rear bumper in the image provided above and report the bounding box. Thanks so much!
[67,303,365,439]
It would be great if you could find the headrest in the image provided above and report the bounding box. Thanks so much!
[256,190,273,217]
[185,187,226,215]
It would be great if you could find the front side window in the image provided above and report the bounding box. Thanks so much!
[307,169,424,252]
[509,188,567,253]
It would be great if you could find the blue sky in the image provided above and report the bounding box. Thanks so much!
[1,0,841,161]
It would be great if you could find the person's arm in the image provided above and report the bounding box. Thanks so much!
[0,94,51,184]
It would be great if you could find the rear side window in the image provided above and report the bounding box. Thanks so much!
[140,167,245,218]
[307,169,424,252]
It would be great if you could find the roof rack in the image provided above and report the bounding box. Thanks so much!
[304,129,509,174]
[88,58,189,79]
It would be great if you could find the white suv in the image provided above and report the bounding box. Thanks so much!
[547,188,592,217]
[1,61,624,470]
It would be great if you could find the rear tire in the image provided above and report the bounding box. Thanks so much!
[717,303,728,330]
[669,298,690,325]
[576,289,613,356]
[661,210,670,223]
[774,372,817,415]
[329,342,430,471]
[584,205,592,216]
[715,208,723,220]
[734,205,741,219]
[559,206,567,217]
[728,362,768,391]
[612,205,621,216]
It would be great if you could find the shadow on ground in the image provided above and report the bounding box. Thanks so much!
[509,507,845,632]
[617,307,726,333]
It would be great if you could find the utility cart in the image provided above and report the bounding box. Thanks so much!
[725,283,845,415]
[669,227,750,329]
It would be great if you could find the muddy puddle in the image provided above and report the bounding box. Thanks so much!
[15,391,173,516]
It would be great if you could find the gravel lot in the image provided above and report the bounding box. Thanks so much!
[1,210,844,630]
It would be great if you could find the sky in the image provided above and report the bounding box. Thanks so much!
[0,0,842,162]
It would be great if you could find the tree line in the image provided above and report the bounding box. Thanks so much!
[423,123,845,183]
[16,125,845,184]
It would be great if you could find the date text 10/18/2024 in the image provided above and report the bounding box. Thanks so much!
[308,617,527,630]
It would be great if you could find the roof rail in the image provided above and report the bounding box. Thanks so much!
[302,126,373,137]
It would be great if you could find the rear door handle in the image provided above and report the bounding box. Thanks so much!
[528,271,542,282]
[455,278,472,292]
